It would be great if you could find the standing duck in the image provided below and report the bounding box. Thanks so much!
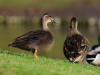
[8,14,55,59]
[63,17,90,64]
[86,34,100,66]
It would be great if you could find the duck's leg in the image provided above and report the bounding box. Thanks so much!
[79,50,88,64]
[32,50,38,59]
[78,55,84,64]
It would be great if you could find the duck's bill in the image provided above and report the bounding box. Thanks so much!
[49,17,56,24]
[52,20,56,24]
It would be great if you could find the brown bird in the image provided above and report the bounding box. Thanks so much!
[63,17,90,64]
[8,14,55,59]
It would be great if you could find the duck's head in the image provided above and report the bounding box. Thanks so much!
[70,17,78,29]
[42,13,55,24]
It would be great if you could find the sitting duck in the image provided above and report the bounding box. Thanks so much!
[86,34,100,66]
[8,14,55,59]
[63,17,90,64]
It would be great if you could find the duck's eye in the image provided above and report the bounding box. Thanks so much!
[49,15,51,17]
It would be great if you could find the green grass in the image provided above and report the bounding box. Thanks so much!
[0,49,100,75]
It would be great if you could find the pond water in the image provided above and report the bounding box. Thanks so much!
[0,22,100,59]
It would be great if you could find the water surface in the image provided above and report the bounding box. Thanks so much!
[0,23,99,59]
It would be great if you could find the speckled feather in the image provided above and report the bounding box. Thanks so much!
[9,30,53,51]
[63,34,90,62]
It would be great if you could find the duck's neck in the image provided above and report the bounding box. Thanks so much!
[42,21,50,31]
[70,22,81,35]
[70,26,80,35]
[71,26,77,31]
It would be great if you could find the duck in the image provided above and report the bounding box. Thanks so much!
[8,13,55,59]
[63,17,90,64]
[86,34,100,66]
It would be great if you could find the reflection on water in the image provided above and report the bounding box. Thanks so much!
[0,22,100,59]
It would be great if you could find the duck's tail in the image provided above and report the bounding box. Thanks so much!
[8,43,12,46]
[8,42,16,47]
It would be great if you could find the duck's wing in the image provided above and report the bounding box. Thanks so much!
[15,31,34,40]
[65,34,89,52]
[63,34,90,61]
[8,30,41,46]
[9,30,53,49]
[81,37,90,51]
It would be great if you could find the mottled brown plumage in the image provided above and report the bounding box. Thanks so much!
[63,17,90,64]
[8,14,54,58]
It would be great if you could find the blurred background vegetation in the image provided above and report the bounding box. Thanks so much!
[0,0,100,17]
[0,0,100,59]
